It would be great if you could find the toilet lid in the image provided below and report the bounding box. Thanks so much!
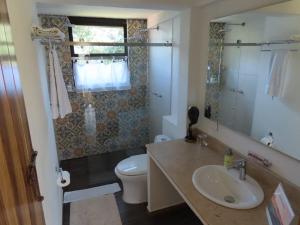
[116,154,147,176]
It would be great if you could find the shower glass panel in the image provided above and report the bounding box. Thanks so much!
[205,22,242,128]
[205,44,259,135]
[218,46,241,131]
[148,19,173,141]
[205,22,260,136]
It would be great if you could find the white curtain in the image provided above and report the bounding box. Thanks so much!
[73,59,131,91]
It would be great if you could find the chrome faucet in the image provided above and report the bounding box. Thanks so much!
[227,159,247,180]
[197,134,208,147]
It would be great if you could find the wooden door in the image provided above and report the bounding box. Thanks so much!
[0,0,46,224]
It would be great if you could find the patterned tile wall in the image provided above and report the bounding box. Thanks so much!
[40,15,150,160]
[205,22,225,120]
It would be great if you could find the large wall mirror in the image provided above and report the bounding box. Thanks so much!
[204,0,300,160]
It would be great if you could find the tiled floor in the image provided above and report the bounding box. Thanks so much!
[61,150,202,225]
[61,150,129,192]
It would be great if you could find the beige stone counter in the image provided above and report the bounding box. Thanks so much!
[147,139,300,225]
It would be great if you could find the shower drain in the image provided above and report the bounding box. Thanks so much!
[224,195,235,203]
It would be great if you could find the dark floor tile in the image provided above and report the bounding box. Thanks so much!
[115,192,202,225]
[61,149,202,225]
[61,150,129,192]
[62,203,70,225]
[61,148,146,192]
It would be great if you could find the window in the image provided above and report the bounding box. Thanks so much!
[68,17,130,92]
[68,17,128,57]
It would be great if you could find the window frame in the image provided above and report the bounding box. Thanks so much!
[68,16,128,57]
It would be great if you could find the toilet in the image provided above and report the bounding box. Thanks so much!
[115,135,171,204]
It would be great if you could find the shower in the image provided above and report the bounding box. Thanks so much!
[217,21,245,33]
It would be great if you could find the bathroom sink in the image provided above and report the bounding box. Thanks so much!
[192,165,264,209]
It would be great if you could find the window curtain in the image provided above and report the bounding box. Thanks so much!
[73,59,131,92]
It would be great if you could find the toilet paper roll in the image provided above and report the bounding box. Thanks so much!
[154,135,171,143]
[260,135,274,147]
[57,170,70,187]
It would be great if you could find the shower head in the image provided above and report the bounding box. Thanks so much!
[226,22,246,26]
[218,22,245,33]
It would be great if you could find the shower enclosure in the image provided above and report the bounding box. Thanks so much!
[148,19,173,141]
[40,15,173,161]
[205,22,260,135]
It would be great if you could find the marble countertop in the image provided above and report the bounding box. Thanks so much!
[147,139,300,225]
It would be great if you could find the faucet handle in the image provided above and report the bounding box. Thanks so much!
[235,159,246,167]
[229,159,247,180]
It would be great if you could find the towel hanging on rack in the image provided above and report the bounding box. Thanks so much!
[266,51,291,97]
[49,44,72,119]
[31,26,65,40]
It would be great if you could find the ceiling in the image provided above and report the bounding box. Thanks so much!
[35,0,220,11]
[37,3,166,18]
[213,0,300,23]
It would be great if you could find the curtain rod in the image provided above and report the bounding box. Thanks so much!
[71,56,128,60]
[38,39,172,47]
[210,39,300,47]
[69,41,172,47]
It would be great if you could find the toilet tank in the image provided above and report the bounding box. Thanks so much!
[154,135,171,143]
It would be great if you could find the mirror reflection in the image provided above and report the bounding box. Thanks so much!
[204,0,300,160]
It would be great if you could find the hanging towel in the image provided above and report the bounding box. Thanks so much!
[32,26,65,40]
[266,51,291,97]
[49,47,72,119]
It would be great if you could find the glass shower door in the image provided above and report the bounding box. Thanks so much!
[148,20,173,141]
[218,46,241,130]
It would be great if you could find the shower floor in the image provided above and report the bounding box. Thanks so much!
[61,149,202,225]
[61,149,142,192]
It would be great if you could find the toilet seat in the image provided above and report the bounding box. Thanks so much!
[115,135,170,204]
[116,154,147,176]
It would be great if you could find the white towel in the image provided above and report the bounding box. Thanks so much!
[266,51,291,97]
[49,47,72,119]
[289,34,300,41]
[32,26,65,40]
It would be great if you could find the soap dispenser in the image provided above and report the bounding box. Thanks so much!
[224,148,234,168]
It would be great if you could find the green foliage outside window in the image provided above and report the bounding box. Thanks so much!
[72,25,125,55]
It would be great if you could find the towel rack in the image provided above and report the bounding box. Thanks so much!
[31,25,173,47]
[210,39,300,47]
[36,40,173,47]
[260,49,299,52]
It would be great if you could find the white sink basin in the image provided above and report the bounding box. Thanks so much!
[192,165,264,209]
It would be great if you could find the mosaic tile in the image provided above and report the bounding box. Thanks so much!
[205,22,226,120]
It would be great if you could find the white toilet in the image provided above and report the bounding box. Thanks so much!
[115,135,171,204]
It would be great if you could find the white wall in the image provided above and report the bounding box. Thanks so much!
[264,15,300,41]
[6,0,63,224]
[147,11,180,28]
[188,0,300,187]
